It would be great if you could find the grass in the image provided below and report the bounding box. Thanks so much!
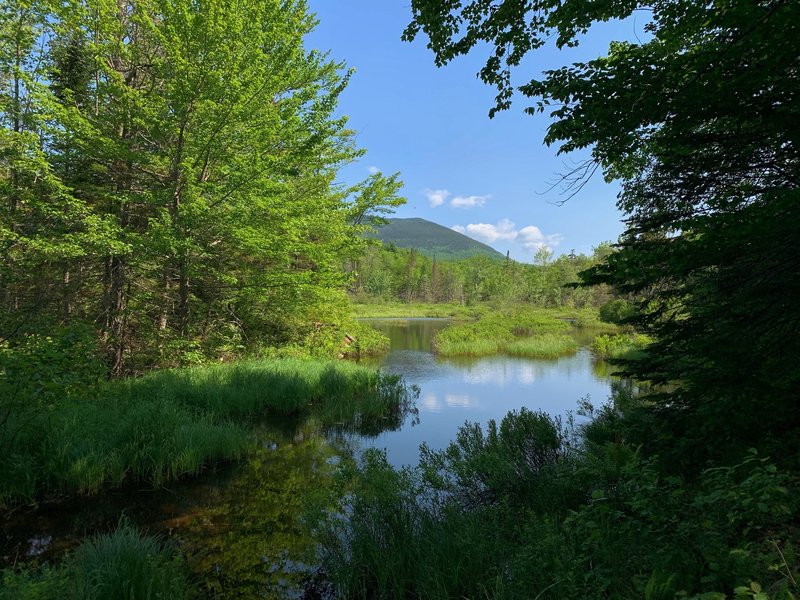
[505,334,579,359]
[344,320,391,356]
[432,308,574,357]
[0,359,410,506]
[0,521,191,600]
[592,333,653,360]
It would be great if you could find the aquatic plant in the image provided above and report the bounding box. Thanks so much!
[592,333,653,361]
[505,334,578,359]
[433,309,573,357]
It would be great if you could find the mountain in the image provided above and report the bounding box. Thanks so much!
[371,218,505,261]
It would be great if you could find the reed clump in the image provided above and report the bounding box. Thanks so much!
[592,333,653,361]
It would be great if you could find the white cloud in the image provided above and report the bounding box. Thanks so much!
[451,219,563,255]
[462,218,519,243]
[421,393,442,413]
[518,225,563,251]
[445,394,473,408]
[451,194,490,209]
[368,165,380,174]
[425,188,450,207]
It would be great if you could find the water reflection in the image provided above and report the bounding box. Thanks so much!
[179,425,344,599]
[356,319,616,467]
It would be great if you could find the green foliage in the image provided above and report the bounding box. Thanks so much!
[344,320,391,356]
[0,359,411,505]
[0,323,106,447]
[351,243,615,308]
[418,408,567,508]
[320,408,800,600]
[0,521,190,600]
[599,299,637,324]
[592,333,653,361]
[433,308,572,356]
[0,0,404,377]
[320,449,510,600]
[405,0,800,461]
[505,333,578,359]
[351,301,485,320]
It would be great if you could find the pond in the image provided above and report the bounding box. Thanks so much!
[1,318,617,598]
[352,318,613,466]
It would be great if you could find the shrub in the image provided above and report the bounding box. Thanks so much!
[592,333,652,361]
[599,299,637,324]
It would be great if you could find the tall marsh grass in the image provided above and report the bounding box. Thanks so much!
[0,521,190,600]
[592,333,653,360]
[0,359,409,506]
[433,309,573,357]
[505,334,578,359]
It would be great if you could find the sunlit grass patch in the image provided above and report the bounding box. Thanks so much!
[433,321,515,356]
[505,334,578,359]
[352,302,485,320]
[432,308,574,357]
[591,333,653,360]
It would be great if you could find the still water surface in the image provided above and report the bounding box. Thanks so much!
[1,318,615,597]
[354,318,612,466]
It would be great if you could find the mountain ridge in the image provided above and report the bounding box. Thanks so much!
[371,217,505,261]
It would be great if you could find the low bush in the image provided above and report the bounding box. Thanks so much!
[319,408,800,600]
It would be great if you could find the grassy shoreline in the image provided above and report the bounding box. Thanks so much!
[352,302,485,320]
[0,358,409,507]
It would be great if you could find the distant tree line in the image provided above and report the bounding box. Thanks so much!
[348,244,615,308]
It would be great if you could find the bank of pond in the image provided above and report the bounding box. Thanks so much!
[1,315,796,599]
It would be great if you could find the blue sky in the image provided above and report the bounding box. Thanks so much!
[305,1,647,261]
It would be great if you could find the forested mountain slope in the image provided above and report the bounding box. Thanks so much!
[372,218,505,260]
